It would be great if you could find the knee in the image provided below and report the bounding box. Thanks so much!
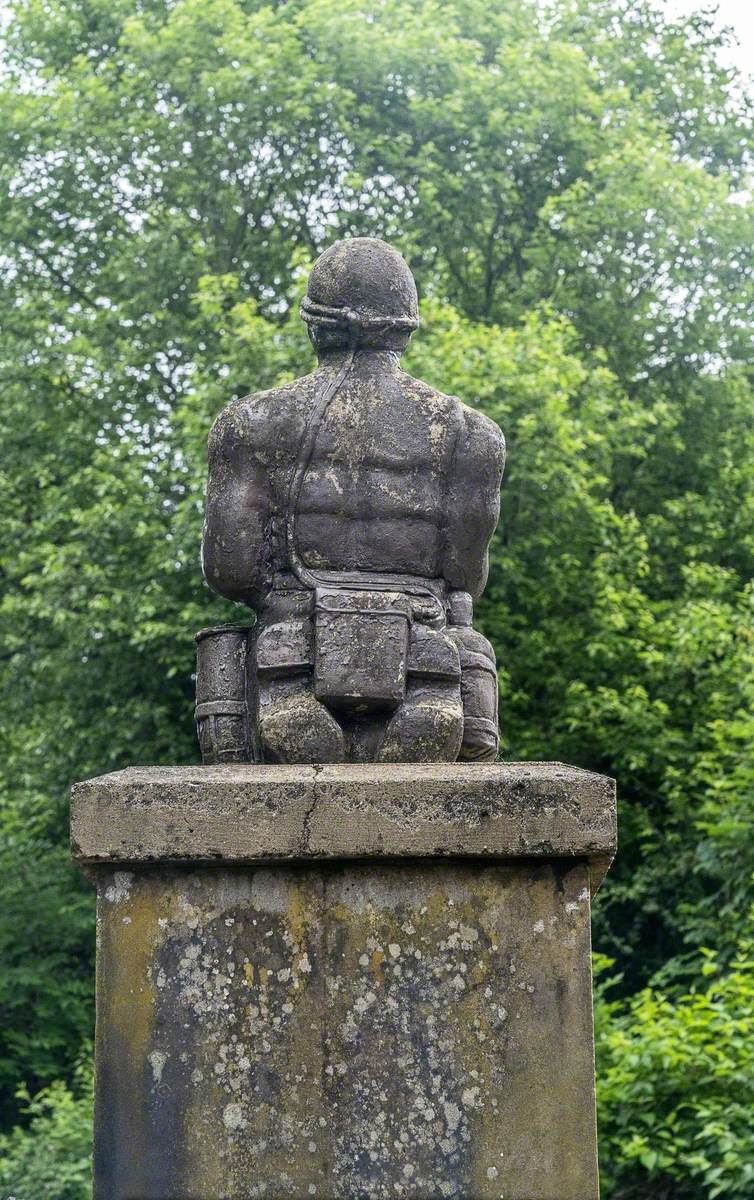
[258,689,345,764]
[377,687,463,763]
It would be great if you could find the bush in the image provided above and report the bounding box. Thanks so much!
[0,1058,92,1200]
[597,928,754,1199]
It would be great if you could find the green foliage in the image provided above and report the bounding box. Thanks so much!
[0,1,752,1195]
[0,1057,92,1200]
[596,930,754,1199]
[0,825,93,1124]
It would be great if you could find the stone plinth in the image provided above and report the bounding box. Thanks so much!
[71,763,616,1200]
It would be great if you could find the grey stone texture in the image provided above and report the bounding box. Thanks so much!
[91,859,598,1200]
[71,761,616,892]
[197,238,506,765]
[71,762,615,1199]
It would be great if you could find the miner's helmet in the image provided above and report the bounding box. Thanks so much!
[301,237,419,353]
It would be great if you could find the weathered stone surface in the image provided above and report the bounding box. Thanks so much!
[75,763,615,1196]
[93,858,599,1200]
[71,761,616,892]
[197,237,506,765]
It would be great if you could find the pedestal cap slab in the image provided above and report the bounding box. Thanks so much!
[71,761,616,893]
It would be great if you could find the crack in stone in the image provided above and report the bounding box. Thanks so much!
[301,763,325,854]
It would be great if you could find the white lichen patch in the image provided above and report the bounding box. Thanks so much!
[148,1050,168,1085]
[120,863,591,1195]
[443,1101,461,1133]
[354,991,376,1014]
[104,871,133,903]
[222,1102,247,1132]
[566,888,590,914]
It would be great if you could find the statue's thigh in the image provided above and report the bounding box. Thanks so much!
[256,674,345,764]
[376,679,463,763]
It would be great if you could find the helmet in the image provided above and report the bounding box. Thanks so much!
[301,237,419,349]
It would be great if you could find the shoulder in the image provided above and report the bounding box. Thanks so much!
[396,370,459,416]
[458,401,505,463]
[399,370,505,452]
[208,376,315,454]
[395,373,475,444]
[450,403,505,500]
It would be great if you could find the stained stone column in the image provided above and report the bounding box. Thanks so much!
[71,762,616,1200]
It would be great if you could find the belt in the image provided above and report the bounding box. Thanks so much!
[270,569,447,600]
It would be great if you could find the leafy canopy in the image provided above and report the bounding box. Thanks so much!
[0,1,752,1195]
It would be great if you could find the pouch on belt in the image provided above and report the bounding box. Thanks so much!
[314,588,411,713]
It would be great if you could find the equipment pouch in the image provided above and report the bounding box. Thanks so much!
[194,625,252,764]
[314,588,410,714]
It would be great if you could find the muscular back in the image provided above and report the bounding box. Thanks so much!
[202,350,505,610]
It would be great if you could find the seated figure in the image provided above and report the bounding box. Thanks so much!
[196,237,505,764]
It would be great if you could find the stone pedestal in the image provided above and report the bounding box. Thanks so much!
[71,762,616,1200]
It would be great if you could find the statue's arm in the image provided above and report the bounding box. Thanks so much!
[442,406,506,599]
[201,404,271,609]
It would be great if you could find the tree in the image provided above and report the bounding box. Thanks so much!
[0,1,752,1193]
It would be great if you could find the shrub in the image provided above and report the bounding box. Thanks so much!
[0,1057,92,1200]
[597,928,754,1199]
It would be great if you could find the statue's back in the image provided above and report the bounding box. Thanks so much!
[234,357,465,582]
[198,237,505,765]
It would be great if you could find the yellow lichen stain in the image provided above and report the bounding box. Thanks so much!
[467,957,489,990]
[425,887,451,922]
[244,961,255,985]
[101,879,159,1067]
[97,873,163,1181]
[284,881,312,955]
[370,949,385,983]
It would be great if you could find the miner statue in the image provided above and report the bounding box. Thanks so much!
[196,237,505,764]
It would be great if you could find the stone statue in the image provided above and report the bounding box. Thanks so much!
[195,237,505,764]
